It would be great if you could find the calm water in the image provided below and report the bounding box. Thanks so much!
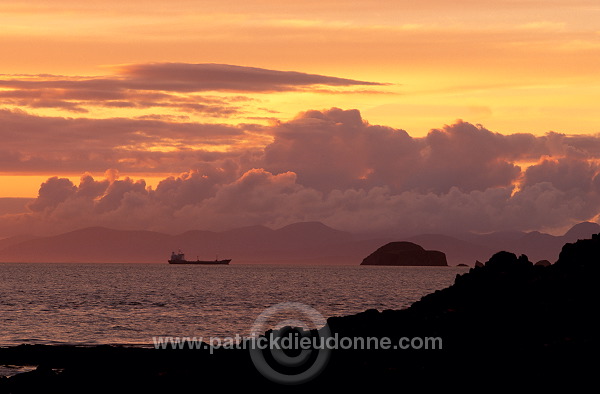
[0,263,467,347]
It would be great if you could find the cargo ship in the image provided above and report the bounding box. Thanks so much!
[168,250,231,265]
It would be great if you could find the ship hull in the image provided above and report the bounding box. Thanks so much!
[168,259,231,265]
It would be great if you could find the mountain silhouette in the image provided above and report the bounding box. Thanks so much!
[563,221,600,242]
[405,233,495,266]
[403,222,600,265]
[0,222,373,264]
[0,234,39,251]
[0,221,598,264]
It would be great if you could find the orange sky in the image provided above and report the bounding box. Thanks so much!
[1,1,599,139]
[1,1,600,236]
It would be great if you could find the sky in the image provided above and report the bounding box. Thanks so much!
[1,0,600,237]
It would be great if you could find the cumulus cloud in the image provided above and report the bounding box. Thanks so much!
[26,177,77,212]
[262,108,596,194]
[523,157,600,193]
[2,167,599,238]
[1,108,600,237]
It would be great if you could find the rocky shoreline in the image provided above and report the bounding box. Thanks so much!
[1,234,598,392]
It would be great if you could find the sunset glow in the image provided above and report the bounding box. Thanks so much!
[1,0,600,237]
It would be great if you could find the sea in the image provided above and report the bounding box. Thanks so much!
[0,263,468,348]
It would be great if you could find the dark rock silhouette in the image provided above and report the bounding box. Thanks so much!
[327,233,599,389]
[456,263,469,267]
[360,241,447,266]
[1,234,598,392]
[474,259,484,267]
[534,259,551,267]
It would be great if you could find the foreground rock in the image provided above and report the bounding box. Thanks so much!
[360,241,447,266]
[330,233,599,389]
[1,235,598,392]
[534,259,551,266]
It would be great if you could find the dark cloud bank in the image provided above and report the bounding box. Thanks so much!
[0,63,385,115]
[1,108,600,237]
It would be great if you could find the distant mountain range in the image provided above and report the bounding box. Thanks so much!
[407,221,600,266]
[0,221,598,265]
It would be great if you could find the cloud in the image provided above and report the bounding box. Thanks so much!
[0,63,386,115]
[2,167,599,238]
[152,166,239,208]
[0,80,243,116]
[27,177,77,212]
[0,108,263,173]
[523,157,600,192]
[116,63,386,92]
[263,108,578,194]
[1,108,600,237]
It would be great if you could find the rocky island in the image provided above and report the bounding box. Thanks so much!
[360,241,447,266]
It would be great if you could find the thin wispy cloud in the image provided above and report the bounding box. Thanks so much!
[0,63,386,115]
